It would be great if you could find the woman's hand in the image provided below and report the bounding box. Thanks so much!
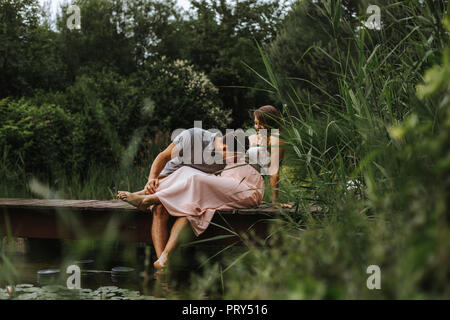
[271,201,293,209]
[145,178,159,194]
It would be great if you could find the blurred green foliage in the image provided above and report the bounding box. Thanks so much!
[179,0,450,300]
[0,0,449,300]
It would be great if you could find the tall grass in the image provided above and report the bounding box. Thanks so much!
[0,133,167,200]
[179,0,450,299]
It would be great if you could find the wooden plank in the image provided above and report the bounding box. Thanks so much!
[0,198,296,244]
[0,198,291,215]
[0,206,150,242]
[0,198,137,213]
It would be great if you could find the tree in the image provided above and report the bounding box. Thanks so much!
[56,0,186,78]
[126,0,183,64]
[265,0,361,108]
[56,0,136,80]
[0,0,65,97]
[135,57,232,131]
[172,0,291,127]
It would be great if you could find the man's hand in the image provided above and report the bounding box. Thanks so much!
[145,178,159,194]
[145,142,177,194]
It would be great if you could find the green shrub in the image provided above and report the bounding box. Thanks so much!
[0,98,74,175]
[135,57,232,131]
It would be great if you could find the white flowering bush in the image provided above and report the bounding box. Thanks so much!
[136,57,232,131]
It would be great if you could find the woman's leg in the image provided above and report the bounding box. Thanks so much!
[117,189,145,199]
[117,174,168,199]
[154,217,189,269]
[152,204,170,258]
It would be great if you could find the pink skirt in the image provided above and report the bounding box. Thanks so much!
[153,163,264,236]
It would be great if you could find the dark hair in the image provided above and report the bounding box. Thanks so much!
[254,105,280,129]
[222,131,250,154]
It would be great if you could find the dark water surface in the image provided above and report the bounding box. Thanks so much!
[0,237,192,300]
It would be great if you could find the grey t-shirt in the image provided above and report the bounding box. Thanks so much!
[160,128,227,175]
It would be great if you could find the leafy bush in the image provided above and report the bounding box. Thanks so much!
[135,57,232,131]
[0,67,153,176]
[0,98,74,175]
[0,59,229,180]
[63,68,149,169]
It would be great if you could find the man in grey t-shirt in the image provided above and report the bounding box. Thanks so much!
[160,127,227,176]
[145,127,249,194]
[136,127,249,260]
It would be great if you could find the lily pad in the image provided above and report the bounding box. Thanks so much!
[42,285,66,293]
[23,287,41,293]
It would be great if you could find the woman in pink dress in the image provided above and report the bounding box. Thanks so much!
[118,158,264,269]
[118,105,287,269]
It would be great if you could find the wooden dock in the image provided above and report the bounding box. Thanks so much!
[0,198,288,244]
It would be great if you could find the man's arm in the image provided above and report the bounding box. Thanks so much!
[145,143,178,194]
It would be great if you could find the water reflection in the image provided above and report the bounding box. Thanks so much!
[0,237,184,300]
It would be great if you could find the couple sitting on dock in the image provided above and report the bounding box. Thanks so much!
[117,105,289,269]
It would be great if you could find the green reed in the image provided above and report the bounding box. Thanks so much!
[179,0,450,299]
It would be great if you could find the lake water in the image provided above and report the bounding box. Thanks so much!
[0,237,200,300]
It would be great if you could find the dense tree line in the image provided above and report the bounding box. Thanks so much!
[1,0,292,124]
[0,0,390,175]
[0,0,281,173]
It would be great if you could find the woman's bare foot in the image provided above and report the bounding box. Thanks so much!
[153,252,168,270]
[117,190,146,199]
[117,191,147,208]
[117,191,128,200]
